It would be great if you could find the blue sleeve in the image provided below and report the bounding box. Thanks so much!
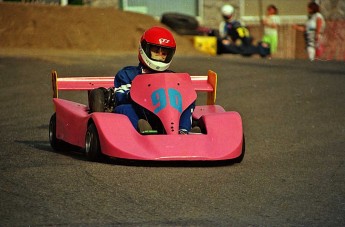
[114,66,141,105]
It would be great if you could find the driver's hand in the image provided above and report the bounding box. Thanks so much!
[222,39,231,45]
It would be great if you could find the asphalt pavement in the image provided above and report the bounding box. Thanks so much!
[0,53,344,226]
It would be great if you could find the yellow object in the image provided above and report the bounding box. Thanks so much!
[193,36,217,56]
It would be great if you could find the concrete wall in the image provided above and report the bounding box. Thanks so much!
[87,0,118,7]
[321,0,345,19]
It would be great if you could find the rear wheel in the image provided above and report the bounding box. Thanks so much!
[88,88,105,112]
[49,113,65,151]
[85,123,102,161]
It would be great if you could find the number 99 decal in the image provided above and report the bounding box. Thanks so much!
[151,88,182,114]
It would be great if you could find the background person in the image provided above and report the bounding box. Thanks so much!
[293,2,326,61]
[217,4,254,55]
[262,4,280,55]
[217,4,270,57]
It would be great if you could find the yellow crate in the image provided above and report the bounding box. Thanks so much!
[193,36,217,56]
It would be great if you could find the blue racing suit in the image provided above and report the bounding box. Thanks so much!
[114,64,195,132]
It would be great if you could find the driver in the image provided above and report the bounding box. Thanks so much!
[113,26,198,134]
[149,45,169,62]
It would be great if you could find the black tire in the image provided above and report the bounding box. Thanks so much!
[49,113,65,151]
[234,135,245,163]
[161,13,199,34]
[88,88,105,113]
[85,123,102,161]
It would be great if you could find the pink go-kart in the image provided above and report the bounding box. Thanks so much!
[49,70,245,163]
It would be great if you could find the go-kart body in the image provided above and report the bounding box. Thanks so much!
[50,70,244,162]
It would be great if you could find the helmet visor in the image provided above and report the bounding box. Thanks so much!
[143,42,175,63]
[223,15,233,21]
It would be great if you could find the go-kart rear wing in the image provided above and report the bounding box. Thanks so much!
[51,70,217,105]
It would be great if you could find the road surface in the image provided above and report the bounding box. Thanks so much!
[0,53,344,226]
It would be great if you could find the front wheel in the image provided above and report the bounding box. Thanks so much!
[85,123,102,161]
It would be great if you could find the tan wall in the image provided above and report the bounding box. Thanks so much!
[248,25,300,59]
[86,0,345,61]
[249,20,345,61]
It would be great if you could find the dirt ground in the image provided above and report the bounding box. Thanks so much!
[0,2,199,56]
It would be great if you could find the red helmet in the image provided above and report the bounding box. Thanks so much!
[138,26,176,71]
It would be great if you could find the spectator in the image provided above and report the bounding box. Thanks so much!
[262,4,280,55]
[293,2,325,61]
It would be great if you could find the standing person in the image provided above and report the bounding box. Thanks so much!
[293,2,326,61]
[262,4,280,55]
[113,26,197,134]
